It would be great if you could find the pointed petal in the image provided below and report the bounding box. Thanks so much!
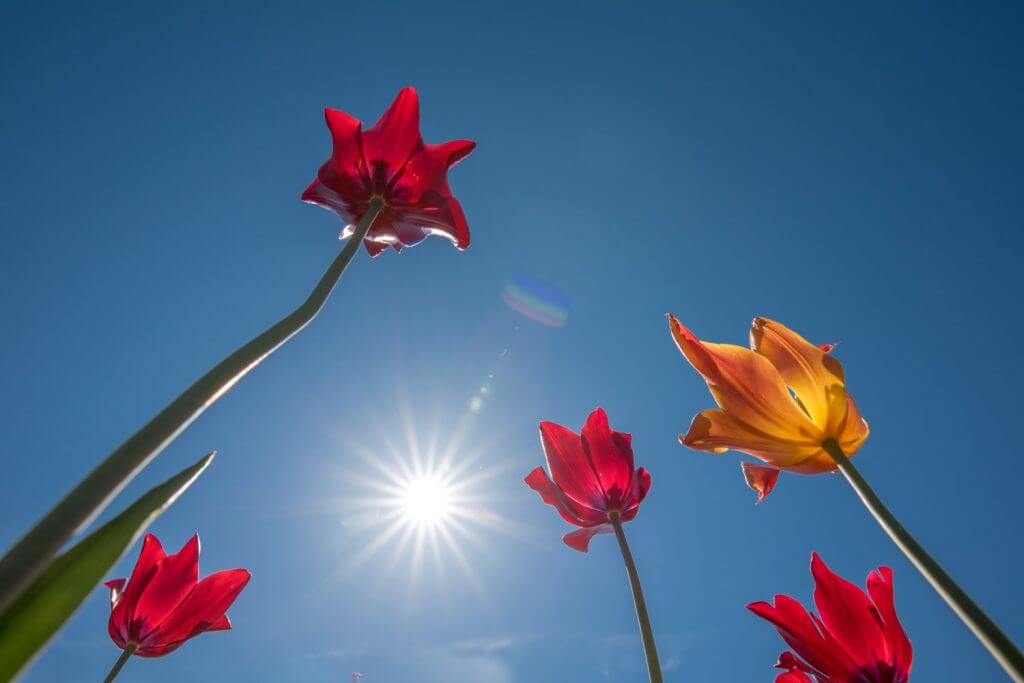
[835,393,870,456]
[321,107,371,198]
[867,566,913,678]
[811,553,889,675]
[386,195,471,250]
[301,178,360,225]
[110,534,166,641]
[104,578,126,608]
[104,578,128,648]
[524,466,605,526]
[362,87,423,188]
[775,669,815,683]
[563,524,613,553]
[620,467,652,521]
[140,569,250,656]
[131,535,201,644]
[539,421,606,510]
[681,409,826,471]
[742,462,781,503]
[205,614,232,632]
[668,315,824,458]
[580,407,634,508]
[750,318,846,430]
[749,596,860,678]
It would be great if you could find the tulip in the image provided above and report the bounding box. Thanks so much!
[670,314,1024,680]
[102,534,249,681]
[668,315,868,500]
[303,87,476,256]
[525,408,661,682]
[749,554,912,683]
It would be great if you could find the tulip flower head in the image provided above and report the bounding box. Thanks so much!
[302,87,476,256]
[105,534,250,658]
[668,315,869,501]
[525,407,651,552]
[749,554,913,683]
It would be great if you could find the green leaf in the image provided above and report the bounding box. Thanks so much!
[0,452,215,681]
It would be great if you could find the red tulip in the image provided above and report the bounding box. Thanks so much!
[105,534,250,658]
[524,407,651,552]
[749,554,913,683]
[302,87,476,256]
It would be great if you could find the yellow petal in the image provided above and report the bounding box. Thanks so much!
[669,315,823,448]
[682,409,823,469]
[749,317,846,430]
[835,393,870,455]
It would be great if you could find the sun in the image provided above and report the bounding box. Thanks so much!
[399,475,453,527]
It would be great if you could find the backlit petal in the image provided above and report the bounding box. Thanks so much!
[811,553,888,675]
[539,421,605,510]
[749,596,860,678]
[866,567,913,678]
[751,318,846,430]
[132,535,201,644]
[524,466,606,527]
[361,87,423,188]
[682,408,822,470]
[741,462,781,503]
[669,315,823,453]
[109,534,166,643]
[563,524,613,553]
[144,568,251,656]
[580,407,634,508]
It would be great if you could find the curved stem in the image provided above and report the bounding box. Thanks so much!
[823,438,1024,682]
[0,199,384,613]
[610,512,663,683]
[103,644,136,683]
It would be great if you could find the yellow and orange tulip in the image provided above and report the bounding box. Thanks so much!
[668,315,869,500]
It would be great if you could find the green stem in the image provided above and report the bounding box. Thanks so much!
[823,438,1024,682]
[610,512,663,683]
[103,644,136,683]
[0,198,384,613]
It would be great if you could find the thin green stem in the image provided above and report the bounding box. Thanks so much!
[610,512,663,683]
[103,644,136,683]
[823,438,1024,682]
[0,198,384,613]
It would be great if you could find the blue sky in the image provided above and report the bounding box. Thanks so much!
[2,1,1023,680]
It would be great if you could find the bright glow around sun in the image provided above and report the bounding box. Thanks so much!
[399,475,452,526]
[325,396,525,603]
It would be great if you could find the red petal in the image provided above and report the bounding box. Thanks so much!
[301,178,360,225]
[580,407,635,508]
[811,553,889,675]
[539,421,606,510]
[321,107,371,198]
[775,670,815,683]
[563,524,613,553]
[361,87,423,189]
[109,534,166,643]
[741,462,781,503]
[524,466,605,526]
[205,614,232,632]
[137,568,250,657]
[748,596,859,678]
[866,566,913,678]
[131,535,201,645]
[620,467,652,522]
